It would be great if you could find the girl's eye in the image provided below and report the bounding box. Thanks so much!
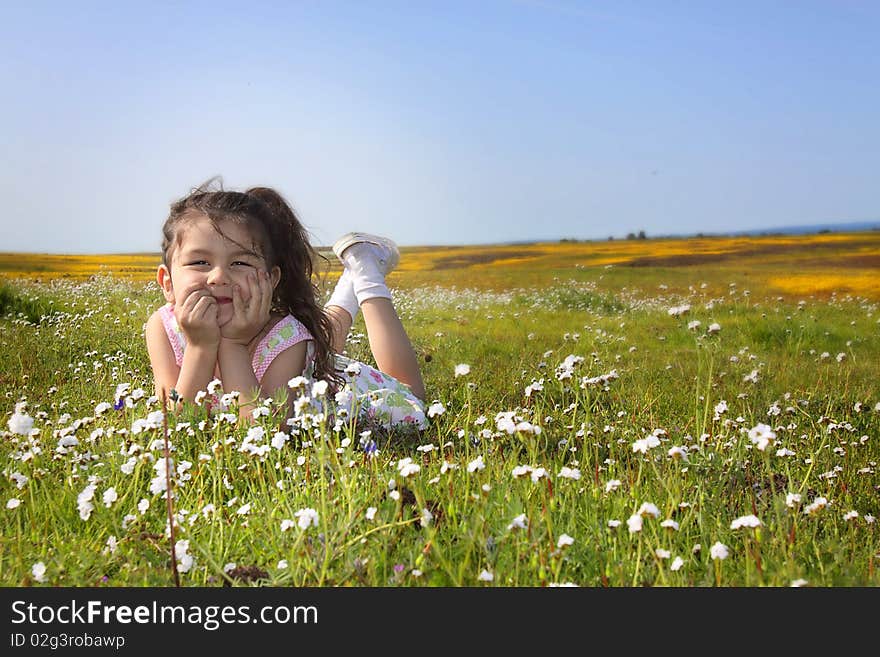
[186,260,209,266]
[232,261,253,267]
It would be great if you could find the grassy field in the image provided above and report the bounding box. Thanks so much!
[1,232,878,587]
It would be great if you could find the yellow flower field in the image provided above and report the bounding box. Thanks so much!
[2,230,878,299]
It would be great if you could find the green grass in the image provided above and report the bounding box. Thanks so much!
[1,269,878,587]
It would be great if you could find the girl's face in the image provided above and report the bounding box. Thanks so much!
[157,214,280,326]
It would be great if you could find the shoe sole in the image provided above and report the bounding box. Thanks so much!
[331,232,400,275]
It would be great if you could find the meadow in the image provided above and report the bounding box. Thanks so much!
[1,231,878,587]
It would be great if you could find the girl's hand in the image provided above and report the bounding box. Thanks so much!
[220,269,274,346]
[174,285,221,347]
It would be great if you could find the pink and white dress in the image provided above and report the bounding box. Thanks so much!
[158,304,426,429]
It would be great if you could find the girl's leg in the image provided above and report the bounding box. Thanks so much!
[325,269,356,354]
[360,298,426,400]
[331,233,426,400]
[325,305,352,355]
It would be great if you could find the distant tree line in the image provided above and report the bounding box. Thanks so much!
[560,230,647,244]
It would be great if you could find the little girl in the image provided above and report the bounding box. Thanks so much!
[145,182,427,429]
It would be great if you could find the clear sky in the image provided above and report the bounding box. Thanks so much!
[1,0,877,253]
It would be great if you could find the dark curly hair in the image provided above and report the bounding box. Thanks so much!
[161,178,341,388]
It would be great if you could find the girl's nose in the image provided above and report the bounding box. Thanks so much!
[206,266,229,285]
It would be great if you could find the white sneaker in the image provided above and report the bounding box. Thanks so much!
[331,232,400,276]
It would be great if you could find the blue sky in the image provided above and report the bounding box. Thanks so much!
[1,0,877,253]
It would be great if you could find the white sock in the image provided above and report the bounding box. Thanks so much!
[325,269,360,321]
[341,244,392,306]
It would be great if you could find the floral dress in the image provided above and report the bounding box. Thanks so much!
[158,304,426,429]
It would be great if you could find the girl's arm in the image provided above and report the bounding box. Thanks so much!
[217,340,261,419]
[218,269,283,421]
[218,340,308,421]
[145,310,218,403]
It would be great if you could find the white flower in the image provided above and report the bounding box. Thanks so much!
[843,510,859,521]
[529,467,548,483]
[32,561,47,583]
[8,412,34,435]
[397,457,421,478]
[294,507,319,530]
[478,569,494,582]
[707,322,721,334]
[790,578,809,587]
[105,535,118,555]
[270,431,289,450]
[803,496,828,516]
[557,534,575,548]
[511,465,532,479]
[365,507,377,521]
[655,548,671,559]
[714,400,728,415]
[785,493,802,508]
[174,540,194,573]
[311,380,329,397]
[236,503,251,516]
[280,519,295,532]
[747,423,776,451]
[287,376,308,390]
[730,514,762,530]
[427,401,446,417]
[709,542,729,560]
[508,513,529,531]
[138,498,150,515]
[278,560,289,570]
[224,562,237,574]
[605,479,622,493]
[608,519,621,528]
[102,487,118,508]
[558,467,581,480]
[7,498,21,509]
[454,363,471,377]
[94,401,112,416]
[670,556,684,571]
[631,434,660,454]
[637,502,660,518]
[660,519,679,531]
[467,455,485,472]
[627,514,643,533]
[77,484,96,521]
